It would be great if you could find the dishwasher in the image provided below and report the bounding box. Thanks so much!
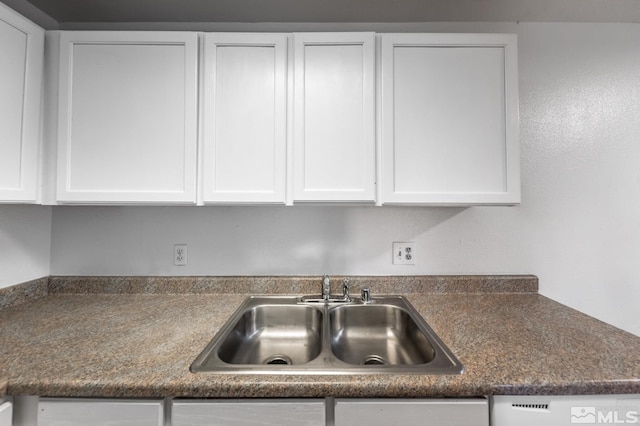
[492,394,640,425]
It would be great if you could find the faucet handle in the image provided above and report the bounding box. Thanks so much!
[361,287,372,304]
[342,278,350,301]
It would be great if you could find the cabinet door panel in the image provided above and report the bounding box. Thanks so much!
[38,399,163,426]
[56,32,198,204]
[335,398,488,426]
[172,399,325,426]
[381,33,520,205]
[293,33,375,202]
[0,401,11,426]
[202,33,287,204]
[0,3,43,202]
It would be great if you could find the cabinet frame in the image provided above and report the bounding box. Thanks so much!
[380,33,520,206]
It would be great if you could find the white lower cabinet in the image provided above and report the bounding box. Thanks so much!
[38,398,164,426]
[334,398,488,426]
[171,399,325,426]
[0,401,12,426]
[492,395,640,426]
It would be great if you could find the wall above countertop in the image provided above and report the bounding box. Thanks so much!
[43,22,640,339]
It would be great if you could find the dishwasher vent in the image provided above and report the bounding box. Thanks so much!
[511,403,550,410]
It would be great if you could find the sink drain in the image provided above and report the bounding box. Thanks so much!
[264,355,293,365]
[361,355,388,365]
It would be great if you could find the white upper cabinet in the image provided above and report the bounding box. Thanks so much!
[293,32,376,203]
[55,31,198,204]
[380,33,520,205]
[0,3,44,203]
[201,33,287,204]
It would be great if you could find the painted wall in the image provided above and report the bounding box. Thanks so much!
[49,22,640,336]
[0,205,51,288]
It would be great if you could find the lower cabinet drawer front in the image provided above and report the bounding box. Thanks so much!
[38,398,164,426]
[172,399,326,426]
[0,401,12,426]
[335,398,489,426]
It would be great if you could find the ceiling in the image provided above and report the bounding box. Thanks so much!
[13,0,640,23]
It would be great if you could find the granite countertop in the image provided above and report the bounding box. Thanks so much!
[0,276,639,398]
[0,378,6,397]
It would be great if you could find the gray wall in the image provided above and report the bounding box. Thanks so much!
[47,22,640,336]
[0,205,51,287]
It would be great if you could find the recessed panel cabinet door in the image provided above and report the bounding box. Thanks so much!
[202,33,287,204]
[0,401,11,426]
[0,3,43,203]
[38,399,163,426]
[335,398,489,426]
[172,399,325,426]
[293,33,376,202]
[381,33,520,205]
[56,32,198,204]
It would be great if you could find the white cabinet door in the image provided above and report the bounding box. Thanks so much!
[381,33,520,205]
[0,401,12,426]
[38,398,163,426]
[335,398,489,426]
[202,33,287,204]
[55,31,198,204]
[0,3,43,203]
[172,399,325,426]
[293,32,376,203]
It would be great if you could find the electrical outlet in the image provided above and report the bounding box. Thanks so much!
[174,244,188,266]
[392,242,415,265]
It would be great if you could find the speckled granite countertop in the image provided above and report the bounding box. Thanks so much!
[0,378,6,397]
[0,276,638,398]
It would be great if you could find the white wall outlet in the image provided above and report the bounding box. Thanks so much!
[174,244,188,266]
[392,242,416,265]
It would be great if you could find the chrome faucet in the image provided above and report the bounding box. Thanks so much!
[322,274,331,301]
[300,275,353,304]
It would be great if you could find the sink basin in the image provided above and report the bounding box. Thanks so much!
[191,295,463,375]
[329,304,436,366]
[218,304,322,365]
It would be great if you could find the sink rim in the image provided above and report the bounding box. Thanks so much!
[190,295,464,375]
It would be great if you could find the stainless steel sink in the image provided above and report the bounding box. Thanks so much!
[191,295,463,375]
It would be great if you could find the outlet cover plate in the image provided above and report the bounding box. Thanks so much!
[393,242,415,265]
[174,244,188,266]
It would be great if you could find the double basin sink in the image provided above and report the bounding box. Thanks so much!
[191,294,463,375]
